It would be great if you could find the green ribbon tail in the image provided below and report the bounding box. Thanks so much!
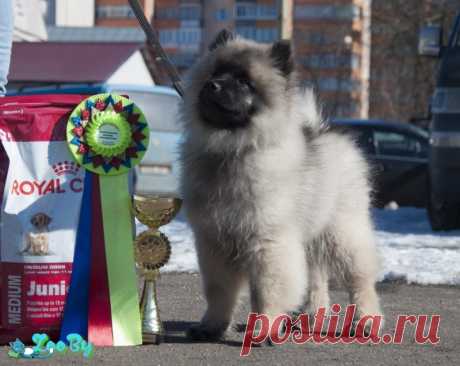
[100,174,142,346]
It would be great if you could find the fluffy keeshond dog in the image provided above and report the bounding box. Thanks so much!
[179,30,382,340]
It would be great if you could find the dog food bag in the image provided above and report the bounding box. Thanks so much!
[0,95,86,342]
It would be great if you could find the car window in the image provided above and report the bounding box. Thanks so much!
[373,131,427,158]
[112,90,181,133]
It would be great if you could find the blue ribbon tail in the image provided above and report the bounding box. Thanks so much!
[60,172,92,341]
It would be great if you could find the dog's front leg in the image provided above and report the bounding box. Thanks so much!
[21,235,32,254]
[249,232,308,335]
[188,241,244,341]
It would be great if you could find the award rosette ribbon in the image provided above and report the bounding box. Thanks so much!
[60,93,149,346]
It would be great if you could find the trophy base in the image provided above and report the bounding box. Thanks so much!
[142,332,162,345]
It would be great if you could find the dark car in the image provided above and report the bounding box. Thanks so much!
[419,12,460,230]
[331,119,429,208]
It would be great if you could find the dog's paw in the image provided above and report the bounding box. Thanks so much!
[187,324,225,342]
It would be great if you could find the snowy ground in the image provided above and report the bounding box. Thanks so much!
[372,207,460,285]
[142,207,460,286]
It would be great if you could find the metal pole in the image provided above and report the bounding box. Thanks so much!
[128,0,184,98]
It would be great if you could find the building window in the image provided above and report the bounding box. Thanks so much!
[294,5,360,20]
[236,26,256,40]
[235,2,278,20]
[96,5,135,19]
[258,27,279,42]
[299,54,360,69]
[156,7,176,19]
[159,29,175,45]
[336,103,359,117]
[215,8,228,21]
[316,77,360,92]
[296,32,339,46]
[318,77,340,91]
[156,4,201,20]
[308,32,329,45]
[179,5,201,20]
[158,28,202,49]
[236,26,279,43]
[236,3,257,19]
[258,4,278,18]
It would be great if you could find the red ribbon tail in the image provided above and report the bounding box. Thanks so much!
[88,174,114,346]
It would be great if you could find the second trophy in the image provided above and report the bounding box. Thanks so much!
[132,195,182,344]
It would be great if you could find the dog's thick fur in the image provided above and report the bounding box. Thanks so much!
[180,31,382,340]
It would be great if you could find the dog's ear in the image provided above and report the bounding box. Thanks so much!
[270,40,294,76]
[43,214,51,226]
[209,29,234,51]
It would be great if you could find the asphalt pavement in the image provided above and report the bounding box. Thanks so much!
[0,273,458,365]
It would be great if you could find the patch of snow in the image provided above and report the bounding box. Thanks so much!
[136,218,198,273]
[159,219,198,273]
[373,208,460,285]
[137,207,460,285]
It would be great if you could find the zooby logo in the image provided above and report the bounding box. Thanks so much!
[11,161,83,196]
[8,333,94,359]
[241,304,441,356]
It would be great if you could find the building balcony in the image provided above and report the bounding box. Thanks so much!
[236,26,279,43]
[235,3,279,20]
[294,4,361,21]
[156,5,202,21]
[158,28,202,52]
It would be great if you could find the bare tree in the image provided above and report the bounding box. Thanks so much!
[294,23,358,119]
[369,0,459,124]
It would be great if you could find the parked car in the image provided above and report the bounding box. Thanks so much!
[419,12,460,230]
[331,119,429,208]
[10,84,182,197]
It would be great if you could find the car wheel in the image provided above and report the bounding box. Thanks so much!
[428,195,459,231]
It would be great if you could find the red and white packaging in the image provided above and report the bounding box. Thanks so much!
[0,95,86,342]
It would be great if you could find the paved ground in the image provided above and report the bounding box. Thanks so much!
[0,273,458,365]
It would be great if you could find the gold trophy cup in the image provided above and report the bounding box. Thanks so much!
[133,195,182,344]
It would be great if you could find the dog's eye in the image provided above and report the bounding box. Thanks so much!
[236,77,247,85]
[236,78,253,90]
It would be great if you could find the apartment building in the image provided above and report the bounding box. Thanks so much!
[43,0,369,117]
[153,0,282,71]
[152,0,367,117]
